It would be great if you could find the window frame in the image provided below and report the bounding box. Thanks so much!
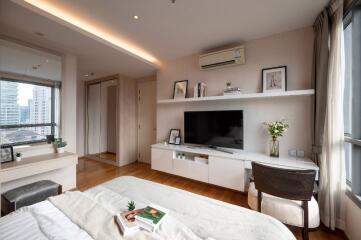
[0,77,59,147]
[344,1,361,208]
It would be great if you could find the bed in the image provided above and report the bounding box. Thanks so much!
[0,176,295,240]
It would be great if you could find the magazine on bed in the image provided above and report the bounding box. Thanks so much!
[116,204,169,235]
[135,204,169,232]
[115,210,142,236]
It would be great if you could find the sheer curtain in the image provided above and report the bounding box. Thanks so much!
[318,0,346,230]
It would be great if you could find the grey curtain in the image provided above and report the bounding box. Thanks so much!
[312,10,329,165]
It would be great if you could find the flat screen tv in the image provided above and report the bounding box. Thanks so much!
[184,110,243,149]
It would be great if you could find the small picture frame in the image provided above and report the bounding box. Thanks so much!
[173,80,188,99]
[0,145,14,163]
[174,137,181,145]
[168,129,181,144]
[262,66,287,93]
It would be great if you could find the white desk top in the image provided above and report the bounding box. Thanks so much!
[0,152,78,184]
[0,152,76,172]
[152,143,319,171]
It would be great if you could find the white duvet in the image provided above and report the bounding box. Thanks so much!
[0,176,295,240]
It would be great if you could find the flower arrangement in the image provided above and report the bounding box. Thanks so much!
[263,119,289,157]
[54,138,67,153]
[263,119,289,140]
[54,138,67,148]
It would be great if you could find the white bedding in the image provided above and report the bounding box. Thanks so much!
[0,176,295,240]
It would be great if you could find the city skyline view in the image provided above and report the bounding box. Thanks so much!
[0,80,53,145]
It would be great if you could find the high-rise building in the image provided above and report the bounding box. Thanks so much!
[0,80,19,125]
[29,86,51,135]
[19,105,30,123]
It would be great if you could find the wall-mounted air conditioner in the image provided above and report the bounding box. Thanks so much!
[199,45,245,70]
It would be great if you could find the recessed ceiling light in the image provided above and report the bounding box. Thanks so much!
[21,0,159,66]
[84,72,94,77]
[133,15,139,20]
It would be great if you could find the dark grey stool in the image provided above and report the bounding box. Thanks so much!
[1,180,62,215]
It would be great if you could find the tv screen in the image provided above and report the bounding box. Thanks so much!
[184,110,243,149]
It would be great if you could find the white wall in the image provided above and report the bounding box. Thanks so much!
[61,54,77,153]
[157,27,314,156]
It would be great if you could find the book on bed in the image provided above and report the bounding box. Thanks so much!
[115,210,141,236]
[134,204,169,232]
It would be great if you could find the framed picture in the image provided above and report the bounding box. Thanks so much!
[173,80,188,99]
[0,145,14,163]
[168,129,181,144]
[262,66,287,93]
[175,137,181,145]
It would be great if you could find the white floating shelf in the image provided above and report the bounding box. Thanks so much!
[157,89,315,104]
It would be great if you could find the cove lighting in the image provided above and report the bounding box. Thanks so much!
[21,0,159,66]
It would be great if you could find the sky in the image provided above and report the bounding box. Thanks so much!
[18,83,34,106]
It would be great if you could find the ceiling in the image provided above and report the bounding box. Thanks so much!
[0,0,329,80]
[0,0,157,80]
[0,38,62,81]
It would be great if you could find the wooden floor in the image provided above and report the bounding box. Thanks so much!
[77,157,348,240]
[86,152,117,162]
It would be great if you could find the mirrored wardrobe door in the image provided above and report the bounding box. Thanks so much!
[86,82,102,161]
[98,79,117,162]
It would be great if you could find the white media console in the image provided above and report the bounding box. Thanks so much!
[151,143,319,192]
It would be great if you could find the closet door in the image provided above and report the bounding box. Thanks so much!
[86,83,101,156]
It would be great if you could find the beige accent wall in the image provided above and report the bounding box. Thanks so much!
[117,74,138,166]
[157,27,314,156]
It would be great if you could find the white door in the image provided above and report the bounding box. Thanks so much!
[138,80,156,163]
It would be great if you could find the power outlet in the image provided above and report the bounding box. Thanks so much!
[296,150,305,158]
[288,149,297,157]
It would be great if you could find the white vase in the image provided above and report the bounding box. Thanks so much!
[15,157,21,161]
[57,147,65,153]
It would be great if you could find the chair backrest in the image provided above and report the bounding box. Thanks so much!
[252,162,316,201]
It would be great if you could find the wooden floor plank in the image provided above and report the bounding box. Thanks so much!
[77,157,348,240]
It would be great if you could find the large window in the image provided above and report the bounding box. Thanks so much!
[344,3,361,198]
[0,79,60,146]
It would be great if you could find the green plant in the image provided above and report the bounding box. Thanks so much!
[263,119,289,140]
[15,152,22,157]
[54,138,67,148]
[127,200,136,211]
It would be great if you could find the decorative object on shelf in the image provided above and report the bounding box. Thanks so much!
[175,136,181,145]
[46,134,55,144]
[173,80,188,99]
[15,152,22,161]
[127,200,136,211]
[193,82,206,98]
[263,119,289,157]
[168,129,181,144]
[223,82,242,96]
[262,66,287,93]
[0,145,14,163]
[54,138,67,153]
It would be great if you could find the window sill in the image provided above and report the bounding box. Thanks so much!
[14,142,53,152]
[346,189,361,209]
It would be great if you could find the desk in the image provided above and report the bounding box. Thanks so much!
[0,152,77,213]
[151,144,319,191]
